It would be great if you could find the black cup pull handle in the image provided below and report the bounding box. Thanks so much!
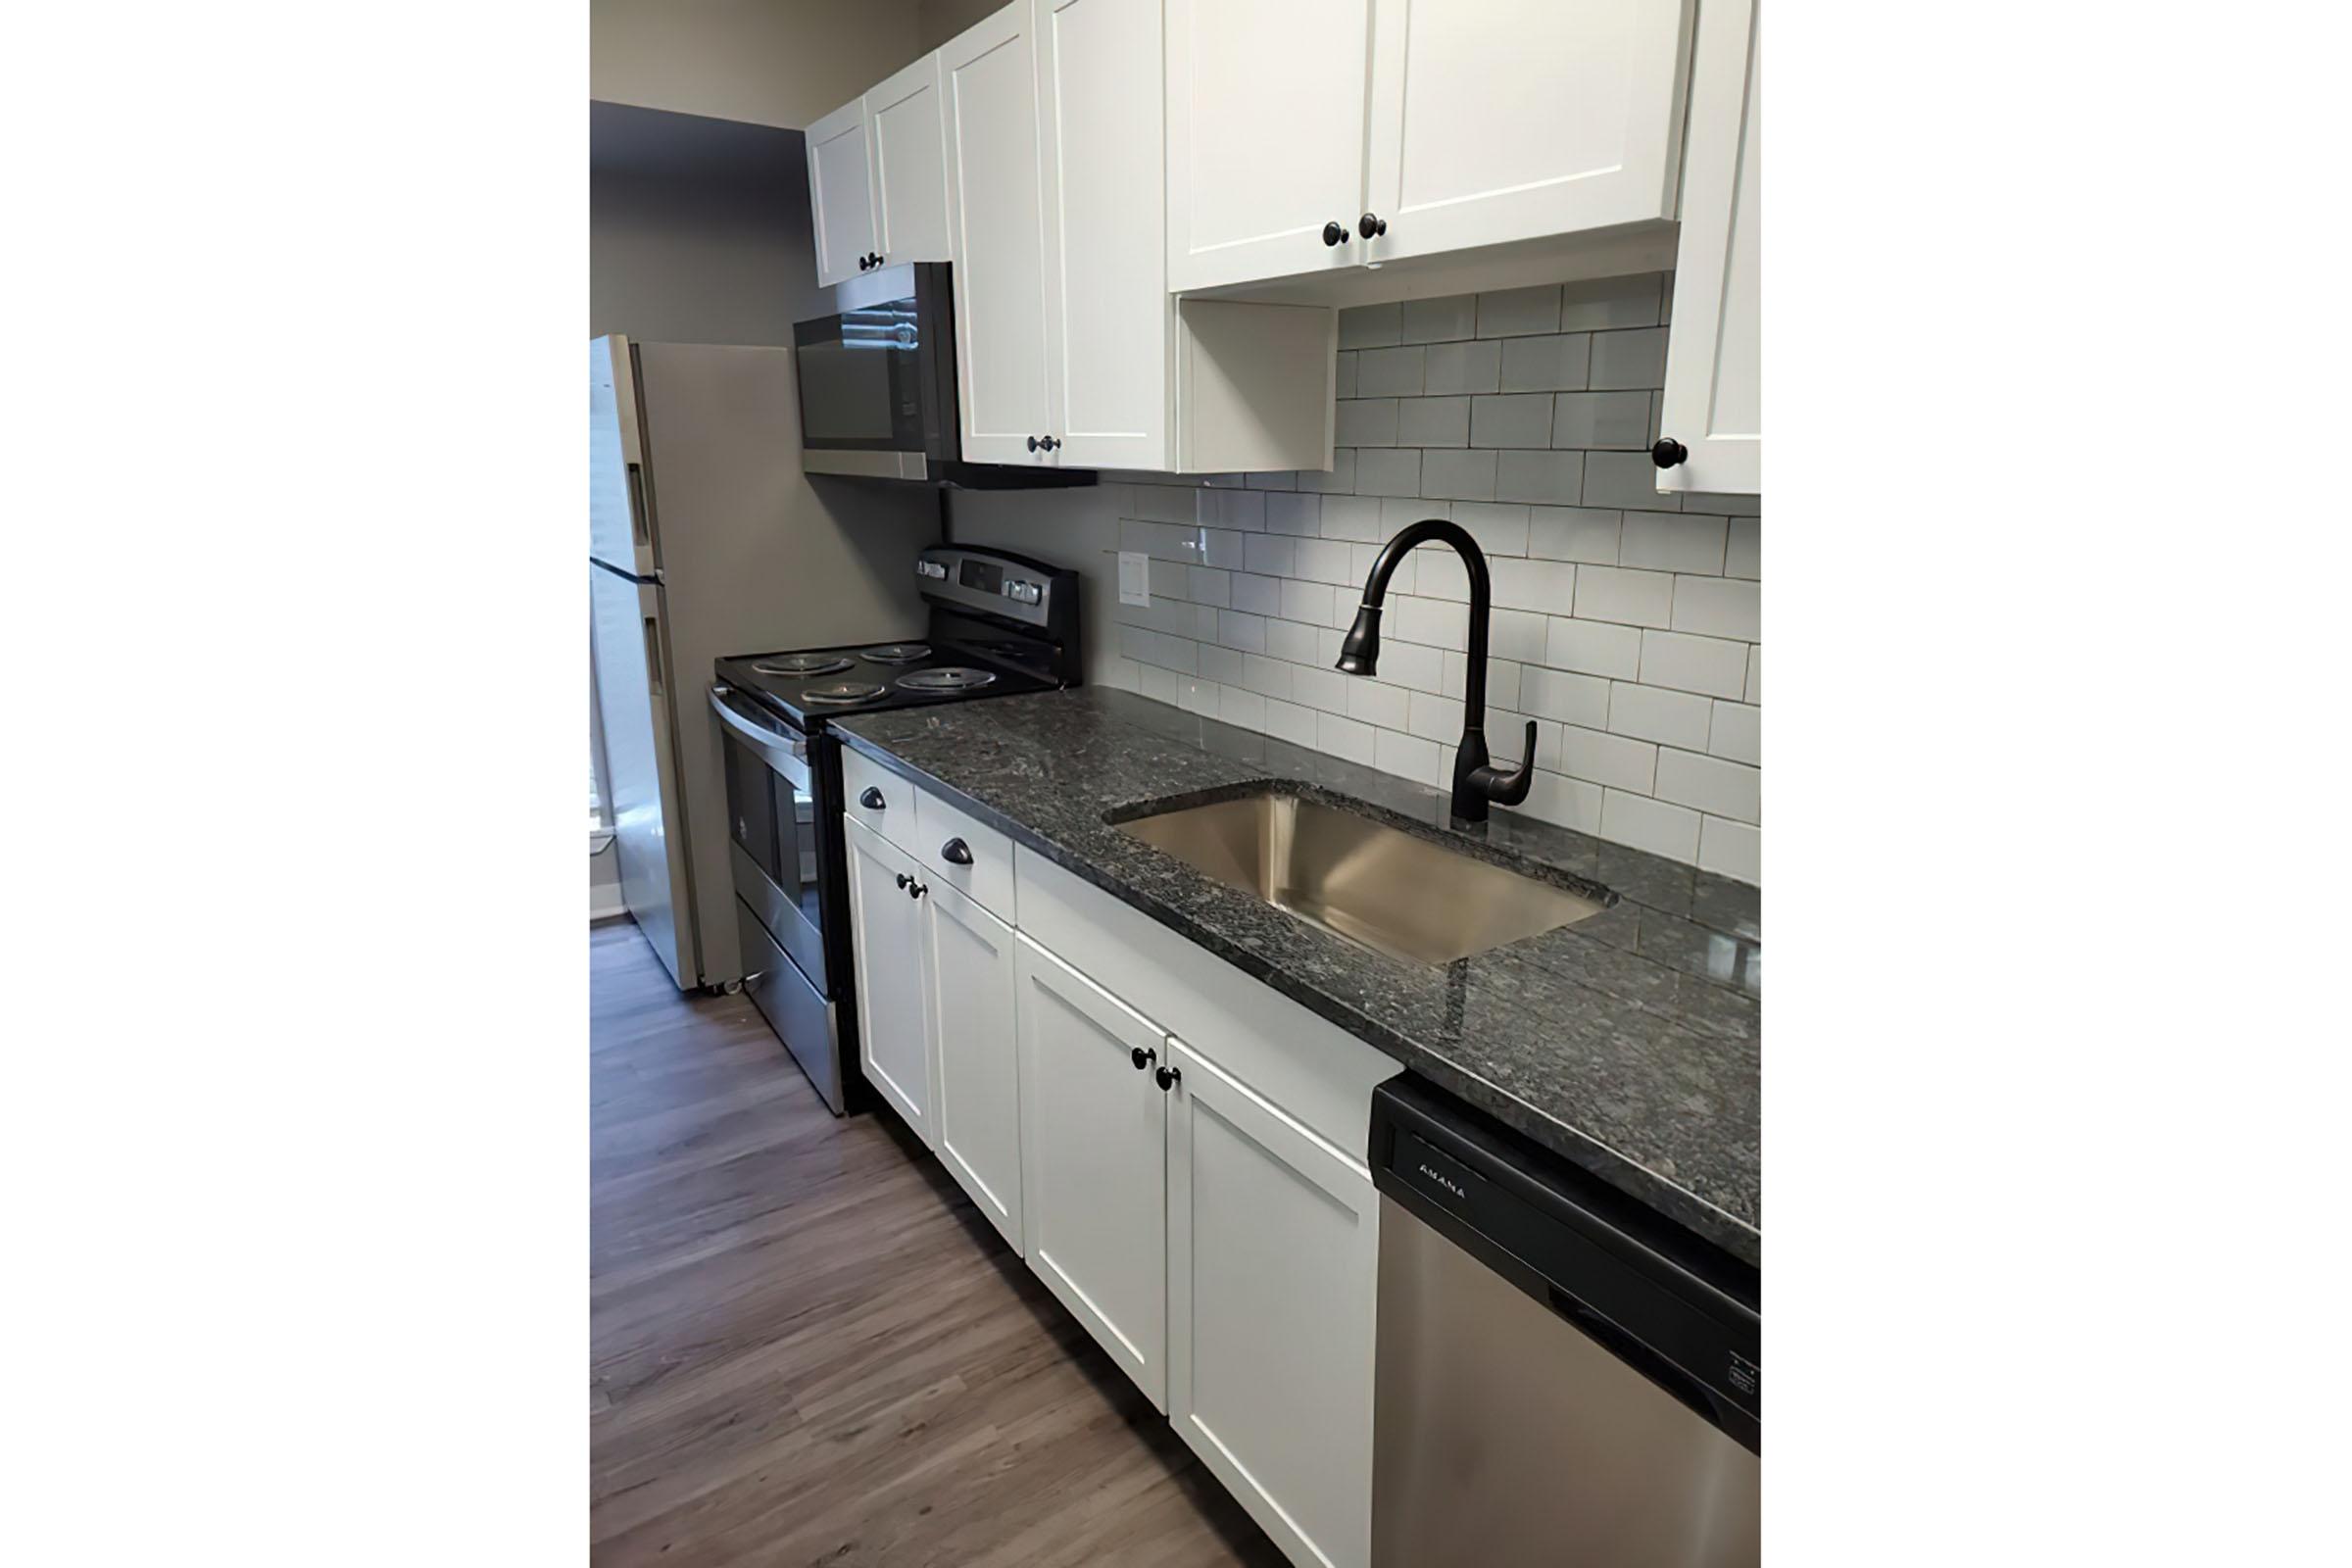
[1322,220,1349,247]
[1357,212,1387,239]
[1651,437,1690,469]
[1130,1046,1157,1070]
[942,838,974,865]
[1154,1064,1181,1092]
[860,787,886,809]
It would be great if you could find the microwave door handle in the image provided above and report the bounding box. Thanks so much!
[707,687,811,786]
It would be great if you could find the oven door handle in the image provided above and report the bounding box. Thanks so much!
[709,685,812,790]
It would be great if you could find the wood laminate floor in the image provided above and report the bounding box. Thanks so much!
[590,919,1286,1568]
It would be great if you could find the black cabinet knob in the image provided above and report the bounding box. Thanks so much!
[872,252,884,267]
[1042,436,1060,452]
[942,837,973,865]
[860,787,886,809]
[1130,1046,1156,1070]
[1154,1064,1181,1092]
[1322,220,1349,247]
[1650,437,1690,469]
[1027,435,1041,453]
[894,871,910,890]
[858,255,871,271]
[1357,212,1387,239]
[907,880,927,900]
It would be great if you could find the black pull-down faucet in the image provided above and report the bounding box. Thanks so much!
[1336,517,1536,824]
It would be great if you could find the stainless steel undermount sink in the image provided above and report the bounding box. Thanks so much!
[1113,791,1606,965]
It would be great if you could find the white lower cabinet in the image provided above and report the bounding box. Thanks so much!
[1167,1036,1377,1568]
[844,816,935,1148]
[927,880,1025,1250]
[1013,933,1171,1407]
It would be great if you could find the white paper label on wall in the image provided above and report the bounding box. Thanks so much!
[1117,551,1152,608]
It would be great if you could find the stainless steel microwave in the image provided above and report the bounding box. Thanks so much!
[793,263,1092,490]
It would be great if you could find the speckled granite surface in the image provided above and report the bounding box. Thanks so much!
[835,687,1761,1265]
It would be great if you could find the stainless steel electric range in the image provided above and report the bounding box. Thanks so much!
[709,544,1080,1113]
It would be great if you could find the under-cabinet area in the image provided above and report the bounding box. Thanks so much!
[838,741,1393,1568]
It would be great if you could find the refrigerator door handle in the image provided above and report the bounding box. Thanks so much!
[626,464,652,550]
[642,615,664,698]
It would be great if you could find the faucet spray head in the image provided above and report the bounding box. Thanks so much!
[1336,605,1383,675]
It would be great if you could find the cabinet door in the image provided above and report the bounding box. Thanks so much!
[1165,0,1374,294]
[867,52,952,268]
[807,95,878,288]
[1037,0,1169,470]
[927,880,1025,1252]
[1013,934,1168,1408]
[941,2,1056,466]
[1657,0,1760,496]
[1362,0,1690,265]
[1166,1037,1378,1568]
[844,817,936,1148]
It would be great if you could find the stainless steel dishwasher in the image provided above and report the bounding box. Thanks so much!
[1370,1077,1760,1566]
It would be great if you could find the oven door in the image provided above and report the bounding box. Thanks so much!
[794,263,956,479]
[710,687,831,993]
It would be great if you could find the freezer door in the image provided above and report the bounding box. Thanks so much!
[591,562,701,987]
[591,335,660,577]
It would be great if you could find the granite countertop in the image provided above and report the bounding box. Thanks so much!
[834,687,1760,1265]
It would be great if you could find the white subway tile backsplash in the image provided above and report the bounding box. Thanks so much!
[1620,512,1728,574]
[1264,491,1322,536]
[1557,723,1658,793]
[1637,628,1749,698]
[999,272,1759,884]
[1333,351,1358,398]
[1590,326,1669,389]
[1495,449,1585,505]
[1557,273,1664,331]
[1601,789,1701,861]
[1243,533,1297,577]
[1528,506,1623,564]
[1608,681,1711,750]
[1354,448,1423,497]
[1698,816,1761,883]
[1338,303,1400,350]
[1493,557,1577,612]
[1655,748,1760,824]
[1498,333,1592,392]
[1471,394,1556,449]
[1336,397,1399,447]
[1726,516,1760,579]
[1551,390,1654,451]
[1521,664,1611,728]
[1355,346,1426,397]
[1396,395,1471,448]
[1477,284,1563,338]
[1420,448,1499,502]
[1709,701,1761,765]
[1544,614,1642,679]
[1232,572,1282,616]
[1574,564,1676,627]
[1671,575,1762,641]
[1400,295,1477,344]
[1264,696,1317,746]
[1423,338,1502,395]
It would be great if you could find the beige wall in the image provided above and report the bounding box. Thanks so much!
[917,0,1006,50]
[591,0,922,129]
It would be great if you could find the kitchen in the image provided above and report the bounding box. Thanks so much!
[18,3,2331,1567]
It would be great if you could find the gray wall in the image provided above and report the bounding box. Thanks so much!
[591,0,922,130]
[590,102,829,345]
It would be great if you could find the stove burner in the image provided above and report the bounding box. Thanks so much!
[895,666,999,693]
[753,653,854,676]
[859,643,933,664]
[801,680,888,707]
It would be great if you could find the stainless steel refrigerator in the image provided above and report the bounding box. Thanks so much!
[591,334,931,991]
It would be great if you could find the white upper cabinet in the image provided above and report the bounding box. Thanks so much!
[1166,0,1374,295]
[866,53,953,269]
[1657,0,1760,495]
[1361,0,1690,266]
[1037,0,1169,469]
[807,96,877,289]
[940,3,1057,466]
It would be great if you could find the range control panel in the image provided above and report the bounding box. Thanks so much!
[916,545,1064,630]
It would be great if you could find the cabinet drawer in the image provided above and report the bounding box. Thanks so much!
[915,786,1014,921]
[842,747,914,852]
